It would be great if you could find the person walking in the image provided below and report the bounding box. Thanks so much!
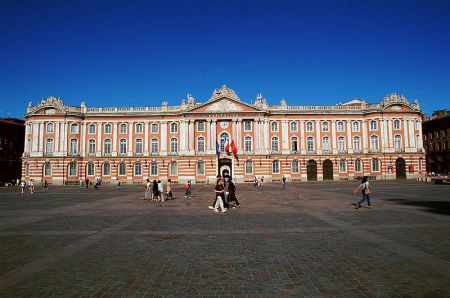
[20,180,26,194]
[184,180,192,199]
[43,180,48,190]
[353,176,373,209]
[157,180,164,202]
[116,180,121,190]
[166,179,173,200]
[213,178,227,213]
[152,180,159,201]
[282,175,286,189]
[227,177,240,208]
[28,179,34,194]
[144,179,151,201]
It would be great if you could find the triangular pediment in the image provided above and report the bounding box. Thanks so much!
[186,97,263,113]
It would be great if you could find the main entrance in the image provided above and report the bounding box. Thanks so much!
[307,160,317,181]
[323,159,333,180]
[396,157,406,179]
[218,158,232,177]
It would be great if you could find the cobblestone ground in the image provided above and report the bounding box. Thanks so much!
[0,180,449,297]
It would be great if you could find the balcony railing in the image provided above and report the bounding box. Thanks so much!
[338,150,348,154]
[271,150,281,155]
[151,152,159,156]
[44,152,53,156]
[306,150,317,154]
[369,149,381,153]
[68,152,80,157]
[395,148,404,153]
[169,151,178,156]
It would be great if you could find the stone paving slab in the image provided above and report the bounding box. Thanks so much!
[0,180,449,297]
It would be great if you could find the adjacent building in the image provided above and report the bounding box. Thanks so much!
[422,110,450,175]
[0,118,25,186]
[21,86,425,185]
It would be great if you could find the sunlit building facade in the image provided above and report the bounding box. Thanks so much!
[22,86,425,184]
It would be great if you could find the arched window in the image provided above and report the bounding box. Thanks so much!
[322,137,330,151]
[135,139,143,154]
[271,122,278,132]
[394,119,400,130]
[134,162,142,175]
[271,137,279,152]
[291,137,298,151]
[353,136,360,151]
[135,123,143,133]
[307,137,314,151]
[120,123,127,133]
[245,160,253,174]
[272,160,280,173]
[353,121,359,131]
[104,123,112,134]
[196,161,205,175]
[89,124,96,134]
[244,136,252,152]
[338,136,345,151]
[290,122,298,131]
[418,158,423,171]
[355,159,362,172]
[339,159,346,172]
[25,162,29,176]
[169,162,177,175]
[151,123,158,133]
[337,121,344,132]
[46,122,54,133]
[87,163,95,176]
[292,159,299,173]
[394,135,402,150]
[119,139,127,154]
[69,163,77,176]
[45,139,54,155]
[306,121,313,132]
[151,138,158,153]
[170,122,178,133]
[44,163,51,176]
[197,137,205,152]
[103,163,110,175]
[170,138,178,153]
[70,139,78,154]
[219,133,230,152]
[70,123,79,133]
[88,139,96,154]
[370,135,379,150]
[118,163,126,175]
[372,158,380,171]
[322,121,329,131]
[150,162,158,176]
[104,139,112,154]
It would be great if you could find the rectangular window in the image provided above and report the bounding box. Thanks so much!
[197,121,205,131]
[150,163,158,176]
[135,124,143,133]
[70,124,79,134]
[89,124,96,134]
[151,123,158,133]
[244,121,252,131]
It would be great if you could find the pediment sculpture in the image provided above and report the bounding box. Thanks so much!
[205,100,243,112]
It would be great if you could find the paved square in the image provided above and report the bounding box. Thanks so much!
[0,180,449,297]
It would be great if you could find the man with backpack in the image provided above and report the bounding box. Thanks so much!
[353,176,373,209]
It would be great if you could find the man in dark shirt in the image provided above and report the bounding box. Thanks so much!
[212,179,226,212]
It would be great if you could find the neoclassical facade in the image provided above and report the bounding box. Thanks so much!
[22,86,425,185]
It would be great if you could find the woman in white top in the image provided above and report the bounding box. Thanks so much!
[353,176,372,209]
[144,179,151,201]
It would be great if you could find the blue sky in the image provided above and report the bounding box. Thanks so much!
[1,0,449,118]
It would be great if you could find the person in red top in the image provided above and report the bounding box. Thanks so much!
[184,180,192,199]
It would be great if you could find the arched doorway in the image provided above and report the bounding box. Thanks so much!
[323,159,333,180]
[218,158,232,178]
[396,158,406,179]
[307,160,317,181]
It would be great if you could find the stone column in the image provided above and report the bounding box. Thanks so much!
[189,120,195,153]
[179,120,187,153]
[253,119,259,152]
[206,120,211,151]
[81,122,86,157]
[417,119,424,150]
[299,120,305,153]
[55,121,60,153]
[281,119,289,153]
[346,120,352,151]
[62,121,68,154]
[211,119,217,151]
[380,118,386,151]
[144,121,149,155]
[315,120,321,150]
[112,122,118,156]
[409,119,416,150]
[403,119,409,151]
[362,120,368,152]
[331,120,337,153]
[38,122,44,153]
[160,121,167,155]
[387,119,393,150]
[236,120,242,150]
[96,123,102,156]
[128,122,133,156]
[263,119,269,154]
